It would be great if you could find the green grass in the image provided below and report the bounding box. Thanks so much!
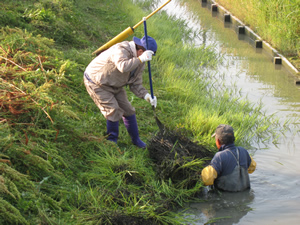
[0,0,287,224]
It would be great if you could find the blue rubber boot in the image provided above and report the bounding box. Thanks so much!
[122,114,146,148]
[106,120,119,143]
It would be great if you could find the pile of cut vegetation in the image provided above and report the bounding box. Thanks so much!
[148,126,214,189]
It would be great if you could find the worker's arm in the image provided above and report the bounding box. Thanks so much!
[129,65,148,98]
[201,165,218,186]
[248,156,256,174]
[111,45,140,73]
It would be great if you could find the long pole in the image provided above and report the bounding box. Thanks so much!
[143,18,165,130]
[143,18,154,99]
[133,0,171,30]
[92,0,171,55]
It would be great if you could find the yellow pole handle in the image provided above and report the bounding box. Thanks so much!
[92,0,171,55]
[133,0,171,29]
[92,27,134,55]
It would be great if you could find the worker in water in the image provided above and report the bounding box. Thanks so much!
[201,124,256,192]
[84,36,157,148]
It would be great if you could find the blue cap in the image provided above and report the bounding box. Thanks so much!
[133,36,157,53]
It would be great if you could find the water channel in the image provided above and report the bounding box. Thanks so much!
[154,0,300,224]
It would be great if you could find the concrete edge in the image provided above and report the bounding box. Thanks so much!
[199,0,300,84]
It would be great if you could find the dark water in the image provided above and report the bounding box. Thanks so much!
[156,0,300,224]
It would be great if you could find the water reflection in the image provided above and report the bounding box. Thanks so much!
[186,188,255,224]
[155,0,300,223]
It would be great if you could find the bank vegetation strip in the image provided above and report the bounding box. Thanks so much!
[213,0,300,71]
[0,0,287,224]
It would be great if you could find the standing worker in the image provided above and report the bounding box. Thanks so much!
[84,36,158,148]
[201,124,256,192]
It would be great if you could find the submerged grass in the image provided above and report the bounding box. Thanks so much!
[0,0,287,224]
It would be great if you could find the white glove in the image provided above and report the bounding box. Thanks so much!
[144,93,157,108]
[139,50,154,63]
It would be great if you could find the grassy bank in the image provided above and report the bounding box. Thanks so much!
[213,0,300,71]
[0,0,284,224]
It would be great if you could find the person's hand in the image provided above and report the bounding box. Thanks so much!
[139,50,154,63]
[144,93,157,108]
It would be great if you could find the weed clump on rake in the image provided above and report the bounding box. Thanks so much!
[148,127,214,189]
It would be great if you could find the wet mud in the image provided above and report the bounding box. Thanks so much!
[108,215,158,225]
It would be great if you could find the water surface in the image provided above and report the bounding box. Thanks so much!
[157,0,300,224]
